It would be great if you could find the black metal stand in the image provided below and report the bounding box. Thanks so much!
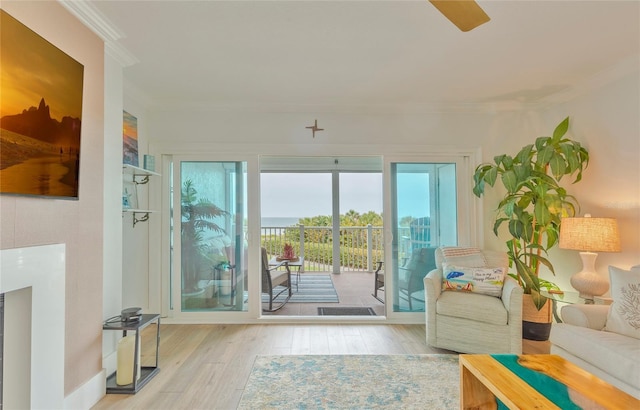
[103,314,160,394]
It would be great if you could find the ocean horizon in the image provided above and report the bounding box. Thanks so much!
[261,216,303,227]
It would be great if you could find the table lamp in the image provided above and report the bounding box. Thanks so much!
[559,214,621,303]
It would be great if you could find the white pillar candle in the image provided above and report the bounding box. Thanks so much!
[116,334,141,385]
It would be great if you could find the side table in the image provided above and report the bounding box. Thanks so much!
[103,313,160,394]
[540,291,584,323]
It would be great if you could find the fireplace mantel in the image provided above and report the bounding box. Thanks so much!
[0,244,65,409]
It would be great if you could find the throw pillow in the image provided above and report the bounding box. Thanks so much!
[441,263,506,297]
[440,247,486,268]
[605,265,640,339]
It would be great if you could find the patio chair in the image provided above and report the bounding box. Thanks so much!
[372,261,384,303]
[398,247,437,310]
[261,247,292,312]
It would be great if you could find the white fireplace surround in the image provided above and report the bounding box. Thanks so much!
[1,244,65,409]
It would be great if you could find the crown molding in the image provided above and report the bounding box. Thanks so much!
[146,99,546,115]
[58,0,139,67]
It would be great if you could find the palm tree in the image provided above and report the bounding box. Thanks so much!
[181,179,227,293]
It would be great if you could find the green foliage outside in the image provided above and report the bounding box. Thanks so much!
[262,210,384,269]
[181,179,227,292]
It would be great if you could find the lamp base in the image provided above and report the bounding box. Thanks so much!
[570,252,609,302]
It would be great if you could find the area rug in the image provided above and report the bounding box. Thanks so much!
[262,274,339,303]
[238,354,459,409]
[318,306,376,316]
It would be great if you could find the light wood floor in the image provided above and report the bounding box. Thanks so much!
[92,324,549,410]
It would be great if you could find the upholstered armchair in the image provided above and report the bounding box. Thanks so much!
[423,247,523,354]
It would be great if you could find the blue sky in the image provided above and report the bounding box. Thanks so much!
[260,172,431,219]
[261,173,383,217]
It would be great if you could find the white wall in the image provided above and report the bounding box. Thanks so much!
[144,69,639,304]
[102,53,124,377]
[542,72,640,292]
[475,73,640,293]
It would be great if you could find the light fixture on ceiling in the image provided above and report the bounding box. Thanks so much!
[559,214,621,303]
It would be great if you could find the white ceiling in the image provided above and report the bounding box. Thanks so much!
[72,0,639,112]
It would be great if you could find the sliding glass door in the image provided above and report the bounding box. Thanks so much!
[387,160,464,313]
[173,160,247,312]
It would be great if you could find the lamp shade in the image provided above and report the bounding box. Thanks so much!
[559,216,621,253]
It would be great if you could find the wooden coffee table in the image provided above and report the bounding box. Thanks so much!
[460,354,639,409]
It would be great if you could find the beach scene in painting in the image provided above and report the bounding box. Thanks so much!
[123,111,139,167]
[0,10,84,198]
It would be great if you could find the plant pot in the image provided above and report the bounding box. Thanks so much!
[522,294,552,341]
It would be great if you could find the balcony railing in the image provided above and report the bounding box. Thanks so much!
[261,224,431,272]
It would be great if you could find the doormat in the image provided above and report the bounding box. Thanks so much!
[318,306,376,316]
[262,274,339,304]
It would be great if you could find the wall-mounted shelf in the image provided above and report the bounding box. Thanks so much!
[123,164,161,185]
[123,164,161,227]
[122,209,157,227]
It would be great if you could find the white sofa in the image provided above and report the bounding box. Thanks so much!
[550,303,640,399]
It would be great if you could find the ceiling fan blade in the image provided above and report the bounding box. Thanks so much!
[429,0,490,32]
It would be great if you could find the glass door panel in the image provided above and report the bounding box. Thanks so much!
[390,162,458,312]
[177,161,247,312]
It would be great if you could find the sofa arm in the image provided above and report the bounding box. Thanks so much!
[424,269,442,300]
[424,269,442,346]
[560,304,610,330]
[501,275,523,315]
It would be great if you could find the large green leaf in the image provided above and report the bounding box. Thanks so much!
[560,143,579,172]
[549,152,567,180]
[493,218,508,236]
[501,170,517,193]
[472,180,484,197]
[503,155,514,169]
[530,289,548,310]
[516,144,534,164]
[484,166,498,186]
[535,136,548,151]
[502,198,516,217]
[534,200,551,226]
[513,164,530,182]
[536,145,554,167]
[508,219,524,239]
[552,117,569,142]
[520,215,534,242]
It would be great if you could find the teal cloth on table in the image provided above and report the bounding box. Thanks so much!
[491,355,580,410]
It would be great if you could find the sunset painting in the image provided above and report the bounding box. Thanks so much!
[0,10,84,199]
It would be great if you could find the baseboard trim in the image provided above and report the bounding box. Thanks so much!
[64,369,106,410]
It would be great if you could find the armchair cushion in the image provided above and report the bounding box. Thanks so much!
[442,264,506,297]
[437,290,508,325]
[605,265,640,339]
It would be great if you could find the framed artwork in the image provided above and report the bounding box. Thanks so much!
[123,110,139,166]
[0,10,84,199]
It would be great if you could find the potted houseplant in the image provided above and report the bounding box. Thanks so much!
[181,179,228,297]
[472,117,589,340]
